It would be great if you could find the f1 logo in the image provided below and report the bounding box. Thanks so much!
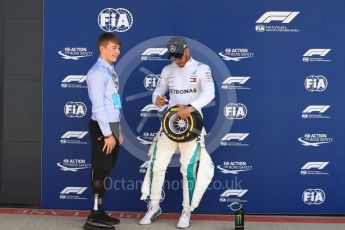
[303,105,330,114]
[303,49,331,57]
[301,162,329,170]
[220,190,248,197]
[61,131,88,139]
[60,187,87,195]
[221,133,249,141]
[61,75,86,83]
[222,77,250,85]
[256,11,299,23]
[141,104,168,112]
[141,48,168,56]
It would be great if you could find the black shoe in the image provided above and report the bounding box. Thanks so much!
[84,211,115,229]
[99,210,120,225]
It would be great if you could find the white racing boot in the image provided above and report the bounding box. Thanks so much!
[139,206,162,225]
[176,210,191,229]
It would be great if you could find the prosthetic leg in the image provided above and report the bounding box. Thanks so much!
[84,169,120,230]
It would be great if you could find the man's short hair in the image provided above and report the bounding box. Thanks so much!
[97,33,121,51]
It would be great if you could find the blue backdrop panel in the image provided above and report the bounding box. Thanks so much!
[43,0,345,214]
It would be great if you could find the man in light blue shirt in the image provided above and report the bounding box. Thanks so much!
[84,32,123,230]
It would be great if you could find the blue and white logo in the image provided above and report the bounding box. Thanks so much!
[137,132,157,145]
[57,159,91,172]
[61,75,87,89]
[58,47,93,60]
[140,104,167,117]
[217,161,253,174]
[302,105,330,119]
[64,102,87,118]
[59,187,88,200]
[302,189,326,205]
[303,49,331,62]
[255,11,300,33]
[219,48,254,61]
[143,74,160,91]
[222,76,251,90]
[60,131,88,144]
[301,162,330,176]
[98,8,133,32]
[221,133,249,146]
[219,189,249,204]
[298,133,333,147]
[141,48,168,61]
[304,75,328,92]
[224,103,247,119]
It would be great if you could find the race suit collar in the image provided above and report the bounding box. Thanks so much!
[182,57,194,67]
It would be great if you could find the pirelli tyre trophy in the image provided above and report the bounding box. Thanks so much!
[162,105,203,142]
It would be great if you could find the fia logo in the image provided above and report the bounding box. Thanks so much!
[64,102,87,118]
[302,189,325,205]
[143,74,159,91]
[224,103,247,119]
[98,8,133,32]
[304,75,328,92]
[255,25,265,32]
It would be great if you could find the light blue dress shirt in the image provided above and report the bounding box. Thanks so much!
[86,57,120,136]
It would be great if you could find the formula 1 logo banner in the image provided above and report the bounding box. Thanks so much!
[255,11,300,32]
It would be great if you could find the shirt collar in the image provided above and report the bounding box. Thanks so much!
[97,57,114,73]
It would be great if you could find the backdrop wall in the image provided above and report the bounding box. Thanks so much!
[42,0,345,214]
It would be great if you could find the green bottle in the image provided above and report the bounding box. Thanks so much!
[235,206,244,230]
